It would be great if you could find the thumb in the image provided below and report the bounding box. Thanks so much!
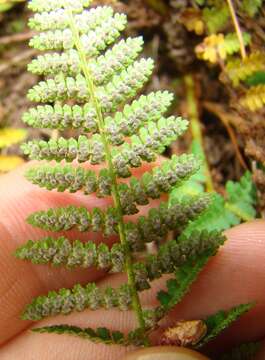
[122,347,209,360]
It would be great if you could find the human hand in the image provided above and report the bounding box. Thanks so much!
[0,164,264,359]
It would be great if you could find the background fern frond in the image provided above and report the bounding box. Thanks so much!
[196,32,251,63]
[225,51,265,86]
[241,0,264,18]
[202,4,230,34]
[240,84,265,111]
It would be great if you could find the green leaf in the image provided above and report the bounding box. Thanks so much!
[157,250,218,311]
[225,172,257,222]
[245,71,265,86]
[33,325,129,345]
[196,303,255,348]
[217,341,261,360]
[241,0,264,17]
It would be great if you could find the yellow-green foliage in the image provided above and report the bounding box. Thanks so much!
[241,0,264,18]
[196,32,251,64]
[0,0,24,12]
[202,3,230,34]
[225,51,265,86]
[240,85,265,111]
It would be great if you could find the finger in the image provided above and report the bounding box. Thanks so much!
[254,339,265,360]
[0,161,160,345]
[122,347,209,360]
[1,221,265,359]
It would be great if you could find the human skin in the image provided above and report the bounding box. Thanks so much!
[0,164,264,359]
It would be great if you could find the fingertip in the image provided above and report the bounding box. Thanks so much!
[122,347,209,360]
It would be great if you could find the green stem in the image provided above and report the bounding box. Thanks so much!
[184,74,214,193]
[67,10,148,344]
[226,0,247,59]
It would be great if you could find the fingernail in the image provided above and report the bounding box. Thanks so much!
[122,346,210,360]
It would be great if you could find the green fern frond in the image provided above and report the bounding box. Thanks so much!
[241,0,264,17]
[240,84,265,111]
[225,51,265,87]
[17,0,230,347]
[15,237,125,271]
[28,0,92,13]
[196,303,255,348]
[26,196,210,251]
[217,341,261,360]
[225,172,257,222]
[25,154,199,201]
[157,251,214,311]
[135,230,226,290]
[245,71,265,86]
[202,4,230,34]
[29,36,144,81]
[22,283,132,321]
[21,229,225,321]
[171,170,257,235]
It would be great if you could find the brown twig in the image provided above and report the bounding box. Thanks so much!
[0,31,36,46]
[0,49,37,74]
[203,101,248,170]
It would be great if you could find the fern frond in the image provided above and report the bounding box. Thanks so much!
[23,103,98,131]
[225,51,265,86]
[15,236,125,271]
[97,58,155,113]
[240,84,265,111]
[28,37,144,84]
[26,196,210,253]
[104,91,174,144]
[29,6,114,32]
[218,341,261,360]
[22,90,172,132]
[28,0,92,13]
[22,135,105,164]
[125,195,211,250]
[157,251,214,311]
[27,206,118,234]
[19,0,231,346]
[196,32,251,64]
[33,325,131,345]
[25,154,198,203]
[29,13,127,53]
[202,4,230,34]
[241,0,264,17]
[196,303,255,348]
[134,230,226,290]
[22,283,132,321]
[225,172,257,222]
[112,117,188,177]
[25,164,112,196]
